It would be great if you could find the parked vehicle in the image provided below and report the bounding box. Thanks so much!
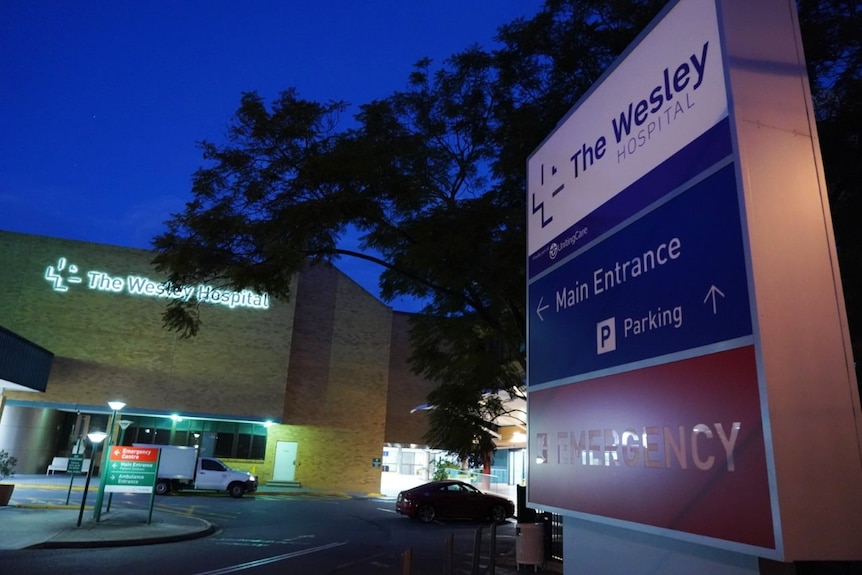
[133,444,257,498]
[395,480,515,523]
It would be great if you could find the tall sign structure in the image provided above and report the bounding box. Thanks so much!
[526,0,862,564]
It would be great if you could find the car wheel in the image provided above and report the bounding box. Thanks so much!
[417,504,436,523]
[489,504,507,523]
[155,480,170,496]
[228,483,245,498]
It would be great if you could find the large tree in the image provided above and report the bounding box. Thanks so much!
[152,50,529,463]
[797,0,862,374]
[153,0,862,462]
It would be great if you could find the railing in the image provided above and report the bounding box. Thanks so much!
[399,522,502,575]
[539,511,564,562]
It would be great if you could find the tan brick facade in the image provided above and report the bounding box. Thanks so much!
[0,231,296,418]
[275,263,393,491]
[0,230,437,492]
[385,312,433,445]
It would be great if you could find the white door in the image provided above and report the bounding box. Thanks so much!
[273,441,298,481]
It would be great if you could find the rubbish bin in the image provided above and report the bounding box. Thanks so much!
[515,522,545,571]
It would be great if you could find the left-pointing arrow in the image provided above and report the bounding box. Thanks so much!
[536,296,550,321]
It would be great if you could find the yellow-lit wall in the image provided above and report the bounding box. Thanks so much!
[0,231,295,418]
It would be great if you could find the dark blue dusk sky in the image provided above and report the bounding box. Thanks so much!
[0,1,543,311]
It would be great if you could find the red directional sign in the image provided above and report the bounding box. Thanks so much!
[110,446,159,463]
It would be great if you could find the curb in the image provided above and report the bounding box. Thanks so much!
[30,520,216,549]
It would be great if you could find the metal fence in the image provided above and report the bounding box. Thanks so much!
[539,511,564,562]
[515,485,563,563]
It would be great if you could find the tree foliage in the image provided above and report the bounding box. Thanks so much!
[798,0,862,370]
[153,0,862,460]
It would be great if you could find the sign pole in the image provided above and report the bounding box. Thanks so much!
[147,450,161,525]
[66,472,75,506]
[77,432,106,527]
[106,420,133,513]
[93,401,125,522]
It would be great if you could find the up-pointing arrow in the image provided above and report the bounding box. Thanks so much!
[703,285,725,314]
[536,296,550,321]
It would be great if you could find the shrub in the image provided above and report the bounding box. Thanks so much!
[0,449,17,481]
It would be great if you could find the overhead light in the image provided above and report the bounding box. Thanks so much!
[88,431,108,443]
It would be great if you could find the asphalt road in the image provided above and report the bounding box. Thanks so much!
[0,486,521,575]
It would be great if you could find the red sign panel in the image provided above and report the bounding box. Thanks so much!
[528,345,774,549]
[109,446,160,463]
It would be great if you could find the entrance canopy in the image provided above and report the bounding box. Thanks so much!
[0,325,53,393]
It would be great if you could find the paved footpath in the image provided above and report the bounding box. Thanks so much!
[1,474,212,549]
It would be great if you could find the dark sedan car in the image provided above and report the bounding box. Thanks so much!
[395,480,515,523]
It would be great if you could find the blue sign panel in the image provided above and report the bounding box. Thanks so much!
[528,119,732,277]
[528,163,750,385]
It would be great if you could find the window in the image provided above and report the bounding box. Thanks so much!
[201,459,226,472]
[111,416,267,460]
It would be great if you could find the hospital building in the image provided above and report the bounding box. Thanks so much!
[0,230,526,493]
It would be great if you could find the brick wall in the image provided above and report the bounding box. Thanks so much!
[277,263,392,492]
[0,231,295,419]
[385,312,434,445]
[0,231,439,493]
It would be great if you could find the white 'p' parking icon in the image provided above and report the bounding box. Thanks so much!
[597,318,616,354]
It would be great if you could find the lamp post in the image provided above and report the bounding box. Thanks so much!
[77,430,107,527]
[117,419,133,445]
[93,400,125,522]
[106,419,133,513]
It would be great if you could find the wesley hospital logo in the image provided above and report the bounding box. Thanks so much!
[43,257,270,311]
[44,257,83,292]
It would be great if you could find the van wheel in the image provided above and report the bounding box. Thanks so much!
[228,483,245,498]
[155,481,170,496]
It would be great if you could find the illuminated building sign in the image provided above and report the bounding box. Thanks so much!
[44,257,270,310]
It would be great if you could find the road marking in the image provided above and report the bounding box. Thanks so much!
[214,534,315,547]
[192,541,348,574]
[376,507,396,513]
[152,504,237,522]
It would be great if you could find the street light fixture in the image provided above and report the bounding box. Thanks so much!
[108,400,126,412]
[77,431,107,527]
[93,400,125,522]
[117,419,133,444]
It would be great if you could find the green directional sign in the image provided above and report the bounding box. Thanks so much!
[103,446,159,494]
[67,453,85,474]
